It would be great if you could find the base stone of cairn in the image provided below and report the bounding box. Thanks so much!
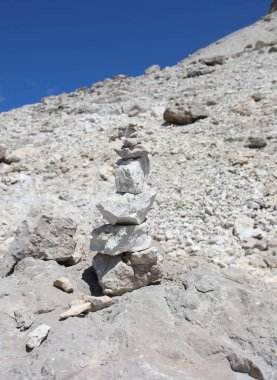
[91,124,163,296]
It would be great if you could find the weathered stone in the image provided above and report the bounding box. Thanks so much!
[114,144,148,159]
[233,215,255,241]
[163,102,208,125]
[90,222,151,256]
[93,246,163,296]
[269,0,277,13]
[59,303,91,320]
[70,294,112,312]
[227,353,264,380]
[115,156,150,194]
[199,55,225,66]
[96,190,156,225]
[10,216,80,265]
[144,64,161,75]
[53,277,74,293]
[244,136,267,149]
[0,249,16,277]
[26,324,51,350]
[0,145,6,163]
[121,137,140,147]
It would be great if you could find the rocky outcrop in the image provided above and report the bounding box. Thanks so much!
[91,125,163,295]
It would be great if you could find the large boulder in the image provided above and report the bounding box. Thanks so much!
[93,245,163,295]
[10,215,80,265]
[90,222,151,256]
[163,102,208,125]
[96,190,156,225]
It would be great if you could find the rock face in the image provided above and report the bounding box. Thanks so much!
[163,101,208,125]
[92,125,163,294]
[10,215,80,265]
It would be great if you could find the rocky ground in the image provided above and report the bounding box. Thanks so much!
[0,7,276,380]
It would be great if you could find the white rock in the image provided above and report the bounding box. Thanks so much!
[90,222,151,256]
[59,303,91,320]
[53,277,74,293]
[115,156,150,194]
[26,324,51,350]
[233,215,255,241]
[96,190,156,225]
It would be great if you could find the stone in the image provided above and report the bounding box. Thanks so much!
[144,64,161,75]
[121,137,140,147]
[227,353,264,380]
[90,222,151,256]
[270,0,277,13]
[269,46,277,53]
[125,103,146,117]
[26,324,51,350]
[0,145,6,162]
[59,303,91,320]
[93,246,163,296]
[115,156,150,194]
[163,102,208,125]
[114,144,148,159]
[244,136,267,149]
[199,55,225,66]
[70,294,112,312]
[53,277,74,293]
[10,215,80,265]
[0,249,16,277]
[233,215,255,241]
[96,190,156,225]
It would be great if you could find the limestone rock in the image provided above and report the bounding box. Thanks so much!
[233,215,255,241]
[96,190,156,225]
[26,324,51,350]
[115,156,150,194]
[163,102,208,125]
[0,249,16,277]
[70,294,112,312]
[93,246,163,296]
[144,64,161,75]
[90,222,151,256]
[10,215,80,265]
[199,55,225,66]
[53,277,74,293]
[244,136,267,149]
[0,145,6,163]
[59,303,91,320]
[114,144,148,159]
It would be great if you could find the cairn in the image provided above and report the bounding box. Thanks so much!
[91,125,163,296]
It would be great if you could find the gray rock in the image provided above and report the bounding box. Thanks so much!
[114,144,148,159]
[93,246,163,295]
[0,249,16,277]
[244,136,267,149]
[115,156,150,194]
[26,324,51,350]
[10,215,80,265]
[90,222,151,256]
[199,55,225,66]
[96,190,156,225]
[163,102,208,125]
[0,145,6,163]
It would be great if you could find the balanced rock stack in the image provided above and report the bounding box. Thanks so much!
[91,124,163,296]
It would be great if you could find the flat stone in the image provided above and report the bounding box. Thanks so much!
[115,156,149,194]
[114,144,148,159]
[70,295,112,312]
[163,102,208,125]
[26,324,51,350]
[59,303,91,320]
[96,190,156,225]
[244,136,267,149]
[90,222,151,256]
[93,246,163,296]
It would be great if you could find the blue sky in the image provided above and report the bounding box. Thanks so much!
[0,0,269,112]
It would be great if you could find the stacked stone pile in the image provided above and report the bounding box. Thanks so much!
[91,124,163,296]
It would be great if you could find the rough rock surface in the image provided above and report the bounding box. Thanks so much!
[0,8,277,380]
[115,156,150,194]
[93,246,163,295]
[10,215,80,265]
[26,324,51,350]
[90,222,152,255]
[96,190,156,225]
